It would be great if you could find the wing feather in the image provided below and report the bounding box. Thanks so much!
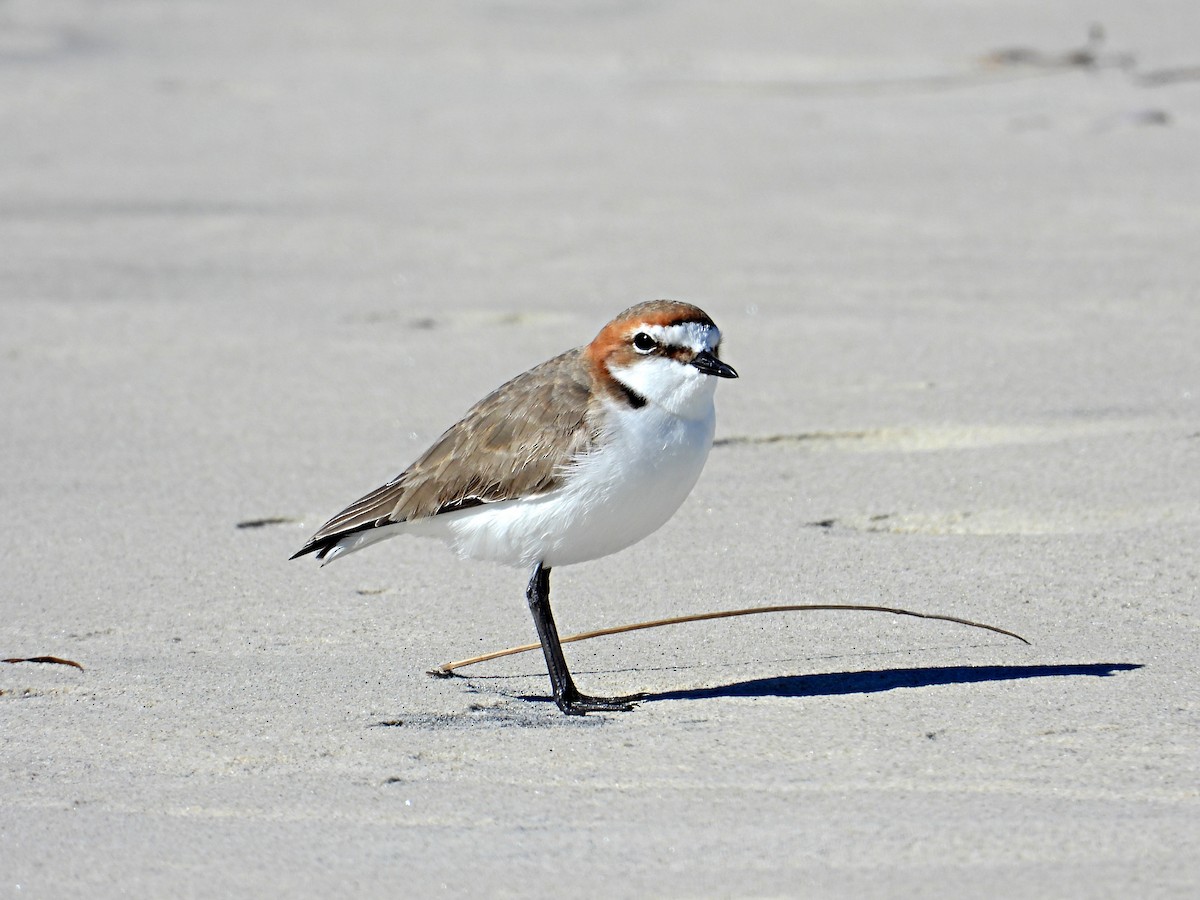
[291,348,600,560]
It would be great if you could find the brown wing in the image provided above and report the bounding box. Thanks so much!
[291,348,600,559]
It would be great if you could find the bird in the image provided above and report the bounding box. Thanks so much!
[291,299,738,715]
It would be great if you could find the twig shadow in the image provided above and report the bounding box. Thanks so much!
[643,662,1143,702]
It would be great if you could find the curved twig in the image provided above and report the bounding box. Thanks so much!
[428,603,1029,676]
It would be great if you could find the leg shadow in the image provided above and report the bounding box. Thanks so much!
[645,663,1143,702]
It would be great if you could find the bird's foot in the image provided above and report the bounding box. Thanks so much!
[555,689,647,715]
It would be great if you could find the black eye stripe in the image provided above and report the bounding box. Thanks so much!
[630,329,720,365]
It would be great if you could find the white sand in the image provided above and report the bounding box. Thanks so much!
[3,2,1198,896]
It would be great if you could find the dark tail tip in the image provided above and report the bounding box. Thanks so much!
[290,538,337,561]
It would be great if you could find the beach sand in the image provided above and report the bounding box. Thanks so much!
[3,2,1198,896]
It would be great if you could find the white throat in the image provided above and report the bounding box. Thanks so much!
[609,357,718,420]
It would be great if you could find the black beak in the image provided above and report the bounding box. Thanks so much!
[691,350,738,379]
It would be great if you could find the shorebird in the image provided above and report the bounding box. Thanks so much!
[292,300,738,714]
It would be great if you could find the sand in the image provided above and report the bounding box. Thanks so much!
[3,1,1198,896]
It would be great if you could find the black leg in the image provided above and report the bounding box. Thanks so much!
[525,563,644,715]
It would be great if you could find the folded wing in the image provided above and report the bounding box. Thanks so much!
[291,348,600,561]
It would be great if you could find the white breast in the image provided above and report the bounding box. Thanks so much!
[422,396,717,569]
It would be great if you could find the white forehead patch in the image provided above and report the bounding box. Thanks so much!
[638,321,720,352]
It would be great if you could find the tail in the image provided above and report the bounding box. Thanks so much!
[290,472,417,564]
[290,521,404,565]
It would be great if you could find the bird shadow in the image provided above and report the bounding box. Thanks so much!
[640,662,1143,702]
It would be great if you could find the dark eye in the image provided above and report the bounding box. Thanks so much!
[632,332,657,353]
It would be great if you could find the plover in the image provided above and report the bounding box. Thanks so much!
[292,299,738,714]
